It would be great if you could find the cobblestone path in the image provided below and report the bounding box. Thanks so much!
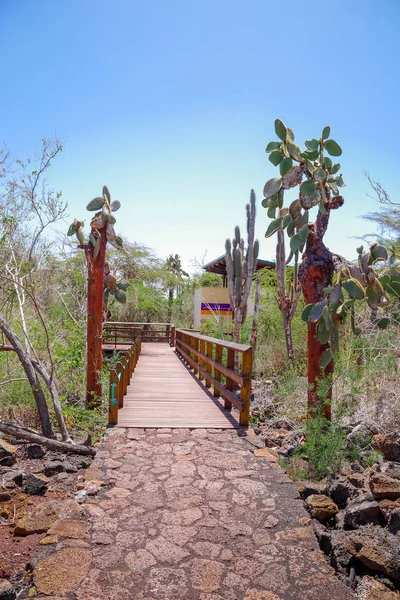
[33,427,353,599]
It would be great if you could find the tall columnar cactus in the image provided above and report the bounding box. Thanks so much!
[67,186,125,408]
[225,190,260,352]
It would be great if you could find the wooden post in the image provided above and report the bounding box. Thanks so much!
[205,341,212,388]
[199,339,205,381]
[225,348,234,410]
[214,344,222,397]
[84,226,107,408]
[108,369,119,425]
[170,326,176,347]
[239,347,253,426]
[120,355,128,395]
[116,362,124,408]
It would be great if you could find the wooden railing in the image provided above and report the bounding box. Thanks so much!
[103,322,175,346]
[108,339,141,424]
[175,329,253,426]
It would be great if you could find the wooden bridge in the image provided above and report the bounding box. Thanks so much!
[103,323,253,429]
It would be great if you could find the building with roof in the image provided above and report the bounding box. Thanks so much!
[194,255,275,330]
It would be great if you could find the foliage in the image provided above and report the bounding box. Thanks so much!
[301,243,400,368]
[293,414,347,480]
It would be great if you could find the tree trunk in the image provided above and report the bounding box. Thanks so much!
[32,361,71,442]
[0,423,96,455]
[298,213,334,419]
[0,312,54,438]
[167,288,173,323]
[84,227,107,408]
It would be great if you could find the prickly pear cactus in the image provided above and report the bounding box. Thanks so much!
[263,120,345,253]
[301,243,400,367]
[67,186,126,304]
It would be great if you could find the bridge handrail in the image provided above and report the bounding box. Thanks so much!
[174,329,253,426]
[104,322,175,346]
[108,339,141,425]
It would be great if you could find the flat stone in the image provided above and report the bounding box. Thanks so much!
[40,535,59,545]
[146,536,190,564]
[143,567,188,598]
[254,448,279,462]
[160,525,197,546]
[190,559,224,593]
[48,519,89,539]
[14,501,59,535]
[125,549,157,571]
[34,548,92,595]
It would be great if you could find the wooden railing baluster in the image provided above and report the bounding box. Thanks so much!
[174,329,253,426]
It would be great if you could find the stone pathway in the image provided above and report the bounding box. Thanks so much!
[31,427,353,599]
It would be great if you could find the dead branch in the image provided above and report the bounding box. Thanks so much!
[0,423,96,456]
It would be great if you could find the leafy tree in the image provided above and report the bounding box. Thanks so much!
[0,138,71,439]
[163,254,189,322]
[363,173,400,245]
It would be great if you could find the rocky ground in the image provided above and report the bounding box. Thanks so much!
[0,427,352,600]
[248,405,400,599]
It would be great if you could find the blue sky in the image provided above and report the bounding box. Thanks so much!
[1,0,399,272]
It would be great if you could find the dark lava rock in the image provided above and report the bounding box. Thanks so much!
[297,480,328,499]
[327,476,358,508]
[372,434,400,463]
[0,440,17,467]
[388,508,400,535]
[310,519,332,555]
[22,473,47,496]
[343,525,400,582]
[26,444,45,459]
[343,493,381,529]
[44,460,65,477]
[0,493,11,502]
[380,499,400,523]
[0,579,16,600]
[346,421,381,448]
[370,472,400,500]
[11,472,23,486]
[63,461,78,473]
[330,529,353,575]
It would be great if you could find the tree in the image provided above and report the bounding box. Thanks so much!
[363,173,400,245]
[263,120,345,417]
[163,254,189,322]
[225,190,259,355]
[0,138,71,440]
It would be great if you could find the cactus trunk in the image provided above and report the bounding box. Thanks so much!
[298,213,334,419]
[84,226,107,408]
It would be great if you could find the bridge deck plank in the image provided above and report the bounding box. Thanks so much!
[117,343,239,428]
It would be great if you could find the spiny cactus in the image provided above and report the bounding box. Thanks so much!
[225,190,259,347]
[302,243,400,367]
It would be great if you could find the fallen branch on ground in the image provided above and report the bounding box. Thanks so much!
[0,423,96,456]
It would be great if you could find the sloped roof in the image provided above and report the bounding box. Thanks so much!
[203,254,275,275]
